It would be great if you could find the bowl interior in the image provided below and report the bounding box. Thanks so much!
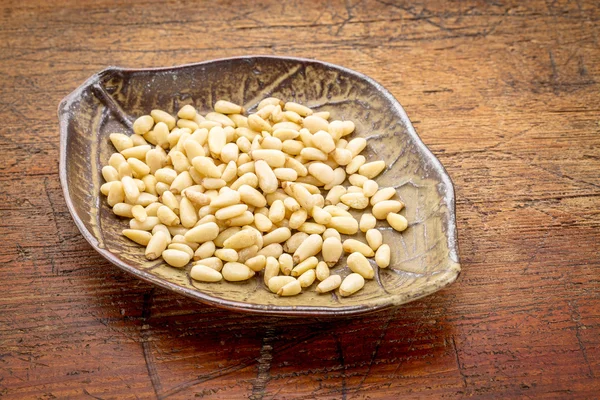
[59,56,460,316]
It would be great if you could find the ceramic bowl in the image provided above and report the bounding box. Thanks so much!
[58,56,460,316]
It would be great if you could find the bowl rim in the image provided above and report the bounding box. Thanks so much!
[58,55,460,317]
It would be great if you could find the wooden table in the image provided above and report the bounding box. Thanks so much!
[2,0,599,398]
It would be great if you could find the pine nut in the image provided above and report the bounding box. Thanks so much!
[339,273,365,297]
[343,239,375,257]
[303,115,329,134]
[226,210,254,227]
[346,138,367,157]
[215,204,247,220]
[370,187,396,205]
[283,232,309,254]
[284,102,312,117]
[360,213,377,232]
[372,200,404,219]
[325,185,346,205]
[194,241,215,260]
[245,255,267,272]
[133,115,155,135]
[312,130,336,153]
[222,229,256,249]
[263,227,291,246]
[348,174,368,187]
[277,279,302,296]
[254,213,273,232]
[190,264,223,282]
[291,256,318,277]
[264,256,280,285]
[346,155,366,174]
[387,213,408,232]
[340,192,369,209]
[168,243,194,259]
[366,229,383,251]
[308,162,334,185]
[322,228,341,241]
[184,222,219,243]
[316,275,342,293]
[214,100,243,114]
[257,243,283,258]
[358,160,386,179]
[316,261,330,281]
[255,160,278,194]
[145,231,169,260]
[123,229,152,246]
[292,234,323,264]
[298,269,316,287]
[347,252,374,279]
[328,216,359,235]
[215,248,239,262]
[278,253,294,275]
[268,276,296,293]
[222,262,255,281]
[375,244,391,268]
[322,237,343,266]
[206,112,235,127]
[194,257,223,271]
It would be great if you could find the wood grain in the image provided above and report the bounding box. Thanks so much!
[1,0,599,398]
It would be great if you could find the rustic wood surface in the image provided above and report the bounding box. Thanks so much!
[1,0,599,398]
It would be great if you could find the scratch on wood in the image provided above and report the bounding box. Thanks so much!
[250,327,277,399]
[140,289,162,399]
[450,336,467,388]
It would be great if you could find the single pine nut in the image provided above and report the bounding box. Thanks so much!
[151,110,176,130]
[231,172,259,190]
[222,262,255,281]
[254,213,273,232]
[254,160,278,194]
[168,243,194,259]
[282,140,304,155]
[277,279,302,296]
[122,229,152,246]
[308,162,334,185]
[340,192,369,209]
[177,119,199,131]
[136,193,159,207]
[214,100,243,114]
[251,149,286,168]
[211,188,241,208]
[257,243,284,258]
[264,256,280,285]
[300,147,328,161]
[339,273,365,297]
[346,138,367,157]
[170,171,193,194]
[248,114,272,133]
[359,160,386,179]
[311,206,332,225]
[372,200,404,219]
[324,168,347,190]
[360,213,377,232]
[298,269,316,287]
[215,248,239,262]
[157,205,179,226]
[184,190,210,208]
[325,185,346,205]
[303,115,329,134]
[370,187,396,205]
[133,115,155,135]
[278,253,294,275]
[292,234,323,264]
[268,276,296,293]
[316,261,330,281]
[109,153,127,170]
[284,102,312,116]
[366,229,383,251]
[362,180,378,197]
[238,245,259,263]
[297,222,326,235]
[171,234,199,250]
[291,256,318,277]
[328,217,359,235]
[203,178,226,190]
[283,197,300,212]
[346,155,365,174]
[206,112,235,127]
[263,227,291,246]
[162,249,191,268]
[347,252,375,279]
[285,157,308,177]
[348,174,368,187]
[215,204,248,220]
[273,128,300,141]
[322,237,343,266]
[322,228,341,241]
[130,216,160,231]
[283,232,309,254]
[190,264,222,282]
[220,142,239,163]
[245,254,266,272]
[121,176,140,204]
[131,204,147,222]
[226,211,254,227]
[343,238,375,257]
[194,257,223,271]
[107,181,125,207]
[312,130,336,153]
[102,166,119,183]
[145,231,169,260]
[223,229,256,249]
[194,241,215,260]
[113,203,134,218]
[316,275,342,293]
[387,213,408,232]
[184,222,219,243]
[332,148,353,166]
[375,244,391,268]
[192,156,222,178]
[273,167,298,181]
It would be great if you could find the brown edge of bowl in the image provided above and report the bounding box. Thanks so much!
[58,55,461,317]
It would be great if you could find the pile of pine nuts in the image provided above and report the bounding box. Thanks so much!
[100,98,408,297]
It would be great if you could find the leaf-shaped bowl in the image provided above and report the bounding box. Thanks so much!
[58,56,460,317]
